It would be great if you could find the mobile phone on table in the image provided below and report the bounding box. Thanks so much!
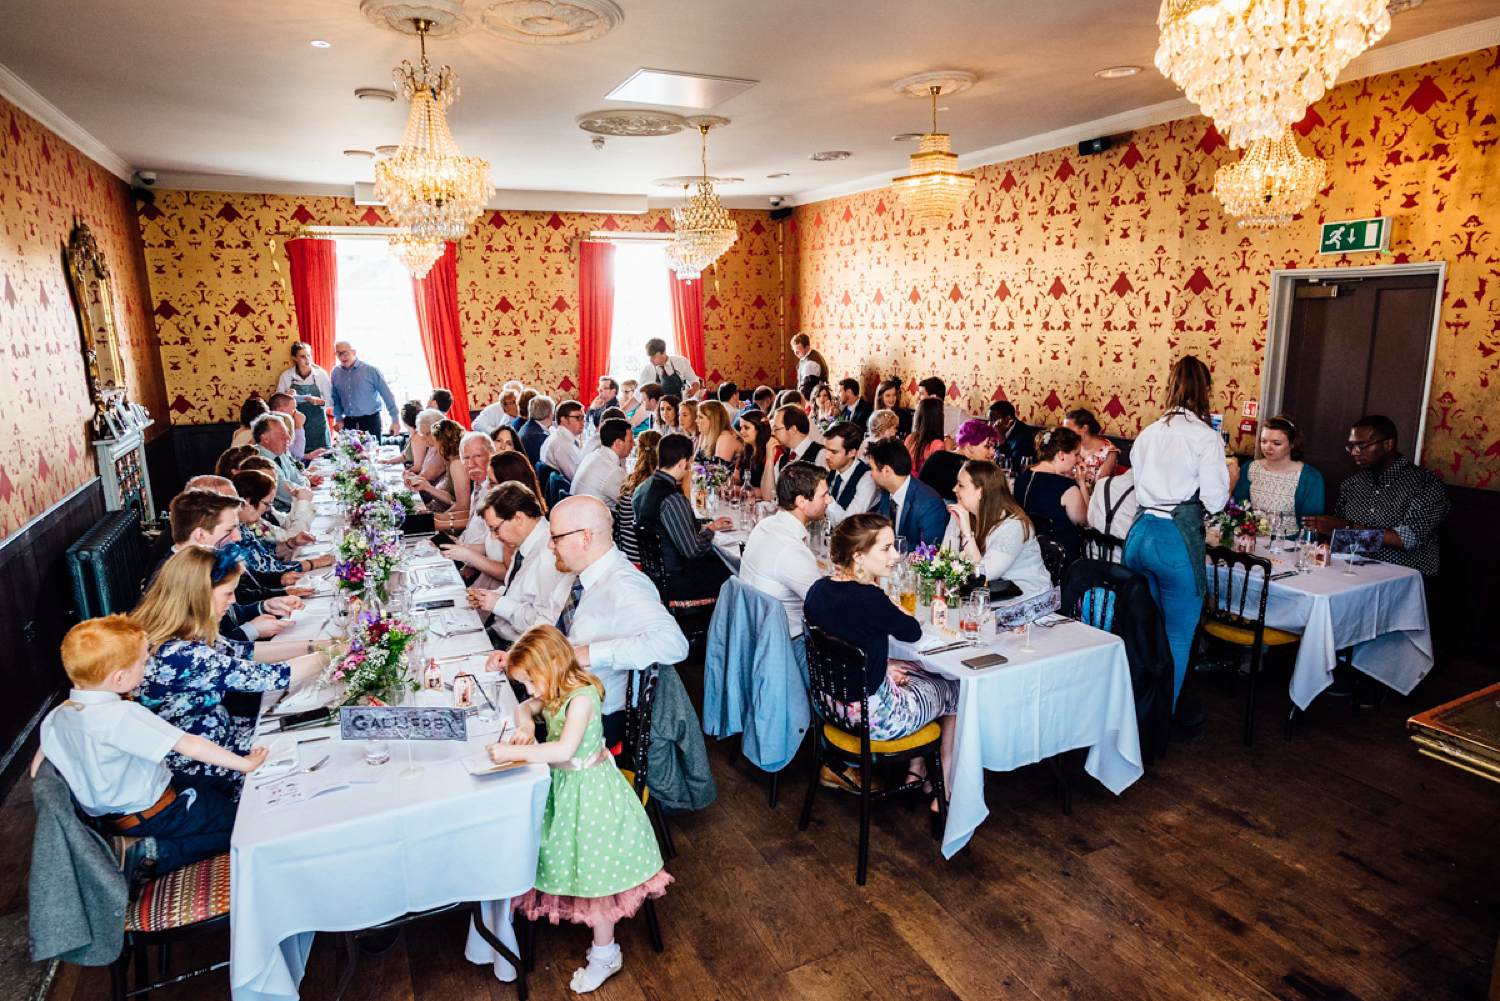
[417,598,455,610]
[961,653,1008,669]
[274,708,332,730]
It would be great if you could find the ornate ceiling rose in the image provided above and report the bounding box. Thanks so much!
[361,0,474,37]
[576,110,687,137]
[890,70,977,99]
[653,175,742,187]
[483,0,623,44]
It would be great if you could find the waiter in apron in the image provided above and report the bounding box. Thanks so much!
[638,337,700,400]
[275,342,334,454]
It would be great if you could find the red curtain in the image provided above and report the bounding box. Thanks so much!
[410,242,472,429]
[578,241,616,404]
[285,238,338,370]
[669,270,706,380]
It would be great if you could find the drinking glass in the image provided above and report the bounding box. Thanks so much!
[895,535,909,557]
[958,600,979,643]
[1294,529,1317,573]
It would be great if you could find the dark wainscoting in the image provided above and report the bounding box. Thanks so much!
[1438,484,1500,664]
[146,421,237,507]
[0,480,106,800]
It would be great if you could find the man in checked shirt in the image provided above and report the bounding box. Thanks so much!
[1303,414,1450,579]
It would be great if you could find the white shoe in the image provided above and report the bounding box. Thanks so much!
[569,945,623,994]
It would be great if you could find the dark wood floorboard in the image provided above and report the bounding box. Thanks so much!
[12,657,1500,1001]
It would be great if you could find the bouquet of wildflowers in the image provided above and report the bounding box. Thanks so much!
[348,495,408,532]
[319,608,421,705]
[331,430,372,465]
[1211,501,1271,542]
[691,461,730,493]
[334,526,403,599]
[907,543,976,590]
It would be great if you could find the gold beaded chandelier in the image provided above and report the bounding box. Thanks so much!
[1155,0,1390,148]
[386,231,447,279]
[666,125,738,280]
[892,87,976,227]
[1214,125,1327,228]
[375,18,494,274]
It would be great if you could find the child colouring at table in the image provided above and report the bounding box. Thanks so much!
[35,615,269,897]
[486,625,671,994]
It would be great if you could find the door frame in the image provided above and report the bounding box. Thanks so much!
[1260,261,1446,464]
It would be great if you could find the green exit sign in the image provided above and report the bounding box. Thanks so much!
[1319,217,1390,255]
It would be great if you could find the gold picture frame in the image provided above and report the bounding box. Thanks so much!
[65,220,126,434]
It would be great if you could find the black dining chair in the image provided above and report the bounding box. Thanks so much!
[632,522,716,647]
[798,623,946,886]
[1079,526,1126,563]
[1199,545,1300,745]
[1035,534,1069,586]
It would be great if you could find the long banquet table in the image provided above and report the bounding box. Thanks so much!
[229,461,547,1001]
[890,617,1144,858]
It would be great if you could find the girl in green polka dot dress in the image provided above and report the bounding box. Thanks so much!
[486,625,672,994]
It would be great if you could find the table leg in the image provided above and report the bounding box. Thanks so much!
[465,900,529,1000]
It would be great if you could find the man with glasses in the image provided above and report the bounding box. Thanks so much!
[468,483,575,648]
[540,400,586,480]
[760,405,826,499]
[329,341,400,437]
[1303,414,1449,578]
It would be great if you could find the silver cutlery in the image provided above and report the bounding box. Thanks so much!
[255,754,330,787]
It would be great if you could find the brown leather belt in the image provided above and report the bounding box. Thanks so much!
[102,785,177,832]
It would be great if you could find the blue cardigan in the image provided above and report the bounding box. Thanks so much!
[1232,461,1326,519]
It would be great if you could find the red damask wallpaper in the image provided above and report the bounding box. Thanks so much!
[791,48,1499,488]
[137,193,786,423]
[0,95,166,540]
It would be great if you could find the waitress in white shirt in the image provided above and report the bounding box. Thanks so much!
[274,342,334,454]
[1123,356,1229,716]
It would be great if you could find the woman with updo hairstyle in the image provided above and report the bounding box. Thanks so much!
[876,377,913,437]
[803,513,957,799]
[616,429,661,563]
[657,394,680,434]
[214,444,259,479]
[407,416,470,514]
[1011,425,1089,558]
[1231,413,1325,520]
[1062,408,1118,484]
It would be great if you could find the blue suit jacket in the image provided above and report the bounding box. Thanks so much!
[874,476,948,548]
[518,421,548,465]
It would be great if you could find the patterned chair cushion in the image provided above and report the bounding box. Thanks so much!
[127,853,231,933]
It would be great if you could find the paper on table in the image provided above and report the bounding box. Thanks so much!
[461,751,525,777]
[260,768,349,811]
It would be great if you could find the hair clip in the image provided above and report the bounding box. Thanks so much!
[211,546,245,584]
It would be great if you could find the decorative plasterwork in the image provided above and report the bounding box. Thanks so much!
[682,115,731,130]
[653,175,742,187]
[576,109,686,136]
[482,0,623,44]
[360,0,474,37]
[890,70,977,99]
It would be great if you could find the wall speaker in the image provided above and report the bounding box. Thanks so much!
[770,207,793,221]
[1078,137,1111,156]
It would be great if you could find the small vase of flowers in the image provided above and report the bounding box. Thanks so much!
[1209,502,1271,551]
[319,609,421,706]
[908,544,976,606]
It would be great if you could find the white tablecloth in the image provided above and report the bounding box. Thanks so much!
[1212,545,1433,708]
[892,621,1143,858]
[712,528,748,572]
[230,502,547,1001]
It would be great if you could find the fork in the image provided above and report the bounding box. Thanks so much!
[255,754,331,788]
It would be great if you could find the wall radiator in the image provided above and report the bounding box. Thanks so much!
[65,509,147,620]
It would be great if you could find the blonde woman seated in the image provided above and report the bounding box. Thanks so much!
[406,416,471,516]
[944,460,1052,599]
[861,409,901,460]
[803,513,956,803]
[695,400,740,468]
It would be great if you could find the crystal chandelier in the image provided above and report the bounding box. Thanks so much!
[892,87,976,227]
[387,231,447,279]
[375,18,494,273]
[1214,125,1326,228]
[666,125,738,279]
[1155,0,1390,148]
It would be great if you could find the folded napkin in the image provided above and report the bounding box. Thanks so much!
[254,737,301,779]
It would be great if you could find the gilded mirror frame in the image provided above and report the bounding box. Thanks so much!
[65,220,126,434]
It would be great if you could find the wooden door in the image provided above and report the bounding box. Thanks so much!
[1279,272,1439,478]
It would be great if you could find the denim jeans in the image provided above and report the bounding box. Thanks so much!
[1124,514,1201,710]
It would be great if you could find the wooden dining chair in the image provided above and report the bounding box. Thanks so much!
[1199,545,1300,745]
[798,623,946,886]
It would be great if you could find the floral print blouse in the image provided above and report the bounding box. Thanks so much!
[136,636,290,783]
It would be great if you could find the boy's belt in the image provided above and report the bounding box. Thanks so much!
[101,785,177,831]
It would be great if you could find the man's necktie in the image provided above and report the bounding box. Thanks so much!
[890,500,900,536]
[505,550,525,590]
[830,472,843,498]
[556,579,585,633]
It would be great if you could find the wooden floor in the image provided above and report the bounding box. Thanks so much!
[14,655,1500,1001]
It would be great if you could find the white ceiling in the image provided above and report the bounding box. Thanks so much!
[2,0,1496,209]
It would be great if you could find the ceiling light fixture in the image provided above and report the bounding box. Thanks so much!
[344,149,376,158]
[311,39,332,48]
[892,133,923,142]
[355,87,397,102]
[1094,65,1141,79]
[665,124,738,281]
[1213,125,1326,228]
[1155,0,1390,147]
[373,17,494,277]
[810,150,852,161]
[891,83,976,228]
[766,172,790,178]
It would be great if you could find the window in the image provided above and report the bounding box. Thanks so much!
[607,242,674,386]
[334,238,431,413]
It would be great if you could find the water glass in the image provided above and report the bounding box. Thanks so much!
[895,535,909,557]
[1294,529,1317,573]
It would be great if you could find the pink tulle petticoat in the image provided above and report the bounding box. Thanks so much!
[517,869,674,926]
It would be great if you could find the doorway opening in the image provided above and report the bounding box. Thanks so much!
[1259,262,1445,477]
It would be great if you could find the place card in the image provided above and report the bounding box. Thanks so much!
[993,586,1063,630]
[338,705,468,741]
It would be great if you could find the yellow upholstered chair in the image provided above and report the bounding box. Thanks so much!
[1200,545,1301,746]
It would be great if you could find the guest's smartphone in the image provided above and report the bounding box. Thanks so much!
[417,598,456,610]
[961,653,1008,669]
[275,708,332,730]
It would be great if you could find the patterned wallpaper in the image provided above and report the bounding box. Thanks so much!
[0,95,166,540]
[137,194,786,422]
[790,48,1499,489]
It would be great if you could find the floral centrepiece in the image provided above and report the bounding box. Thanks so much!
[691,461,730,494]
[335,525,403,600]
[320,608,421,705]
[1210,501,1271,543]
[907,544,976,592]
